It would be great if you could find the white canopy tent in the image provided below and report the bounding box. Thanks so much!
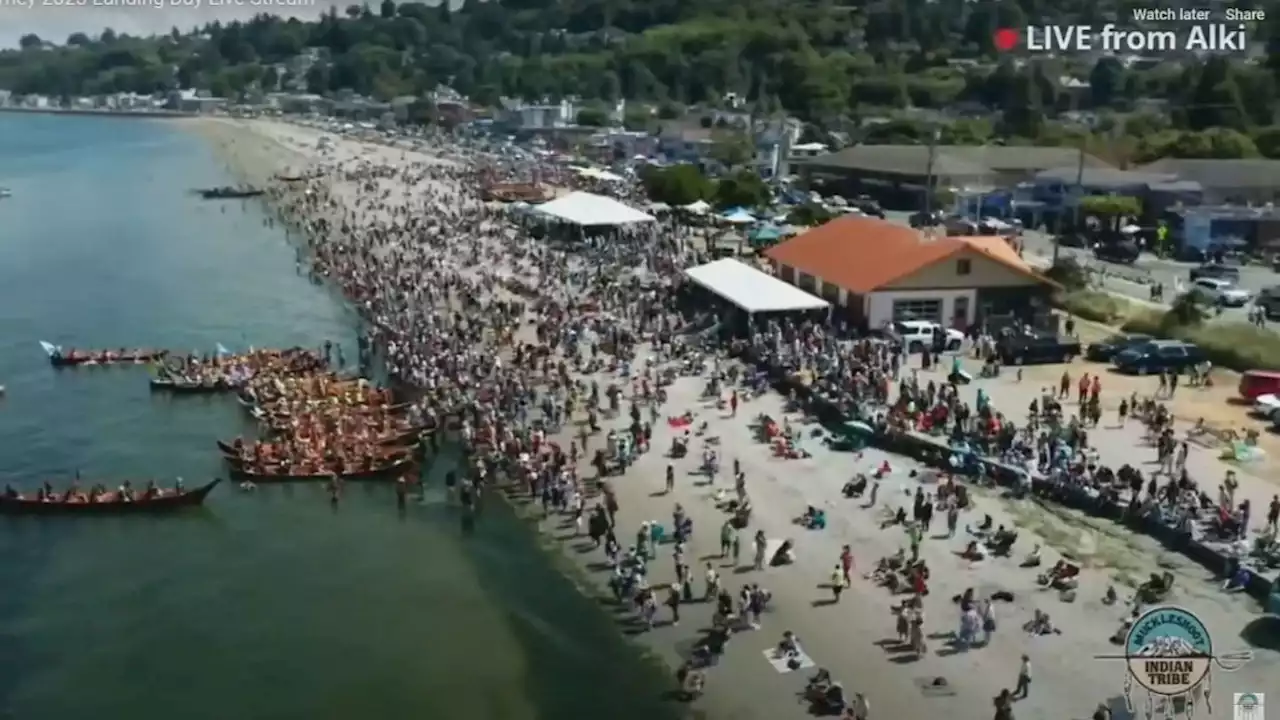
[722,209,756,224]
[536,191,656,226]
[684,259,829,314]
[682,200,712,214]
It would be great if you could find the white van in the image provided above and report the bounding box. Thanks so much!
[893,320,965,353]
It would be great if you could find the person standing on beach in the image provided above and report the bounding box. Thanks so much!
[829,565,844,603]
[839,545,854,587]
[753,530,767,570]
[1012,654,1032,700]
[665,584,681,626]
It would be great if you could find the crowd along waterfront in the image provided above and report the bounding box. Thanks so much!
[0,113,678,720]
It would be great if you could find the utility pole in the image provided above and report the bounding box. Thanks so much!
[922,126,941,230]
[1053,143,1087,267]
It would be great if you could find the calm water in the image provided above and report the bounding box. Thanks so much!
[0,114,676,720]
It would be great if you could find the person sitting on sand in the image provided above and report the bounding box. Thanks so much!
[1038,560,1080,590]
[843,475,868,498]
[1026,609,1060,635]
[961,540,988,561]
[1020,544,1043,568]
[777,630,801,657]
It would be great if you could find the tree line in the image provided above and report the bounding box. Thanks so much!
[2,0,1280,161]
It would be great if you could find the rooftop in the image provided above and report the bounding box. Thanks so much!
[765,216,1053,294]
[795,145,1113,178]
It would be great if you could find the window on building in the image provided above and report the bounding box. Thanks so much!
[957,259,972,275]
[892,299,943,325]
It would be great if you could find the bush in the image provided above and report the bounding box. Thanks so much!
[1044,257,1090,291]
[1121,311,1280,371]
[1056,290,1130,324]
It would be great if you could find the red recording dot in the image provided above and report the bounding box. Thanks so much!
[993,28,1021,51]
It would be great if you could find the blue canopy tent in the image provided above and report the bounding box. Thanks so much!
[748,223,784,247]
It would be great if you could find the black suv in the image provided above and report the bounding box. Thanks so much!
[1113,340,1205,375]
[1092,242,1140,264]
[997,334,1082,365]
[1085,333,1153,362]
[1189,263,1240,282]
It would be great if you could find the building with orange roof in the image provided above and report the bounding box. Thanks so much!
[763,215,1058,330]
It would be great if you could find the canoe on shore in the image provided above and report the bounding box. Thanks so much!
[225,457,415,483]
[0,478,221,515]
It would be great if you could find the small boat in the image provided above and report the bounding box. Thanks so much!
[216,440,415,461]
[0,188,11,199]
[195,186,264,200]
[0,478,221,515]
[150,377,238,394]
[41,341,167,367]
[226,457,415,483]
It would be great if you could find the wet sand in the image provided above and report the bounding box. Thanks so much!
[189,115,1280,720]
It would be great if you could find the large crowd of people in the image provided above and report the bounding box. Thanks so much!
[247,123,1277,720]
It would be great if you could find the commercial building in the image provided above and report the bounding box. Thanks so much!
[792,144,1114,208]
[763,215,1059,330]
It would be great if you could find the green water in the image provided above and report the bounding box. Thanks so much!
[0,114,677,720]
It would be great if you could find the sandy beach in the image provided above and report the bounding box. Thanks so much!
[189,114,1280,720]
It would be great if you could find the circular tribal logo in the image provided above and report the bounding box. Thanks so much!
[1124,606,1214,696]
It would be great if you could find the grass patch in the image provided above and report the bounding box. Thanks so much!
[1121,311,1280,372]
[1056,290,1134,324]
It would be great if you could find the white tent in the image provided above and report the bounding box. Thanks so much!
[684,259,829,314]
[682,200,712,214]
[536,191,655,226]
[722,209,756,224]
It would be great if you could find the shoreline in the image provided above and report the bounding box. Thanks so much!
[0,106,196,119]
[181,115,1280,720]
[183,115,695,715]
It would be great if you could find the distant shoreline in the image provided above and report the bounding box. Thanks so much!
[0,106,196,119]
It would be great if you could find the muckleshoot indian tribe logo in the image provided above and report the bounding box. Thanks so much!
[1099,606,1254,718]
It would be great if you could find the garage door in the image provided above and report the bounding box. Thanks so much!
[892,298,942,324]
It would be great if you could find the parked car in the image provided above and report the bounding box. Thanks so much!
[1092,241,1140,264]
[1112,340,1205,375]
[997,333,1081,365]
[1239,370,1280,402]
[1188,263,1240,282]
[892,320,964,353]
[909,210,944,227]
[1255,286,1280,319]
[1191,277,1251,307]
[1085,333,1153,362]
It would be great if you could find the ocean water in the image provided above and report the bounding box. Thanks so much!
[0,113,676,720]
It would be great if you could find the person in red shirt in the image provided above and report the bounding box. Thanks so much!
[839,545,854,587]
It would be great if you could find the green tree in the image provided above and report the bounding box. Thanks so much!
[576,105,610,126]
[714,169,769,209]
[709,130,754,168]
[640,164,713,206]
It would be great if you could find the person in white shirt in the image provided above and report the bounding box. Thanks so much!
[1013,654,1031,699]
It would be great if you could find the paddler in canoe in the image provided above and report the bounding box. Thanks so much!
[6,478,185,503]
[220,436,412,480]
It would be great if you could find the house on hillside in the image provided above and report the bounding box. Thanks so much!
[764,215,1059,330]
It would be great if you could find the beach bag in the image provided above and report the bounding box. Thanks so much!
[983,615,996,632]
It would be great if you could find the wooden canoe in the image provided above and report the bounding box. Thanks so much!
[0,478,220,515]
[226,458,415,483]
